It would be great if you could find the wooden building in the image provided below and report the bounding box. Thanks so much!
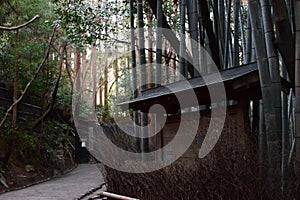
[120,62,291,163]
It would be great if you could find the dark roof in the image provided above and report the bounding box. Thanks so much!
[141,62,258,98]
[119,62,289,113]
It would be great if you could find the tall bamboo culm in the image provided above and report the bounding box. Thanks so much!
[260,0,283,191]
[137,0,149,157]
[248,0,281,190]
[130,0,141,153]
[294,0,300,178]
[178,0,187,80]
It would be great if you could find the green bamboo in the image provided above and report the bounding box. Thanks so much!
[281,63,289,194]
[179,0,187,80]
[156,0,162,85]
[137,0,149,157]
[187,0,200,76]
[233,0,241,66]
[218,0,225,68]
[260,1,283,189]
[239,6,246,63]
[294,0,300,177]
[224,0,232,68]
[130,0,141,153]
[245,14,252,63]
[270,0,295,86]
[249,0,281,190]
[260,0,283,170]
[259,100,267,178]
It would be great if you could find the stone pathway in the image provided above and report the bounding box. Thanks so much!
[0,164,104,200]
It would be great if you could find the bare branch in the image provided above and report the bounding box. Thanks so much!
[0,15,39,31]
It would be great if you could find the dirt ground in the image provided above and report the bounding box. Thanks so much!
[0,156,76,193]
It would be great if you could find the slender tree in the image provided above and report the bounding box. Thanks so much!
[233,0,240,66]
[12,29,19,130]
[224,0,232,68]
[281,63,289,193]
[187,0,200,76]
[294,0,300,177]
[218,0,225,66]
[156,0,162,85]
[248,0,281,189]
[260,0,283,189]
[137,0,149,156]
[147,9,153,88]
[245,14,252,64]
[239,6,246,63]
[198,0,221,69]
[270,0,295,85]
[130,0,140,151]
[179,0,187,80]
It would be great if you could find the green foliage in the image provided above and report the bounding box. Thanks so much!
[0,0,74,169]
[56,73,72,110]
[41,120,73,168]
[52,0,128,46]
[14,129,37,163]
[0,0,60,106]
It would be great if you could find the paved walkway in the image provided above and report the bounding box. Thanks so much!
[0,164,105,200]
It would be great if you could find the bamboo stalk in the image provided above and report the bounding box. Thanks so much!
[233,0,241,66]
[239,6,246,63]
[187,0,200,76]
[245,14,252,63]
[130,0,141,153]
[260,0,283,182]
[294,0,300,177]
[179,0,187,80]
[249,0,280,190]
[137,0,149,157]
[218,0,225,68]
[224,0,232,68]
[281,64,289,194]
[156,0,162,85]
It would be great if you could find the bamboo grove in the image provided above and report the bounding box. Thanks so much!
[126,0,300,195]
[0,0,300,197]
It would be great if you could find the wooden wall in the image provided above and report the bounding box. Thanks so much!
[156,103,250,164]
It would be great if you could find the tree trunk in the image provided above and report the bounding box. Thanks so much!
[239,6,246,63]
[156,0,162,85]
[249,0,281,190]
[270,0,295,86]
[130,0,140,153]
[137,0,149,156]
[4,29,19,164]
[146,0,195,76]
[260,0,283,190]
[74,48,81,118]
[259,100,267,178]
[224,0,232,68]
[147,10,153,88]
[179,0,187,80]
[294,0,300,178]
[187,0,200,76]
[12,29,19,129]
[218,0,225,67]
[245,14,252,63]
[198,0,221,69]
[33,50,63,128]
[281,64,289,194]
[233,0,240,66]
